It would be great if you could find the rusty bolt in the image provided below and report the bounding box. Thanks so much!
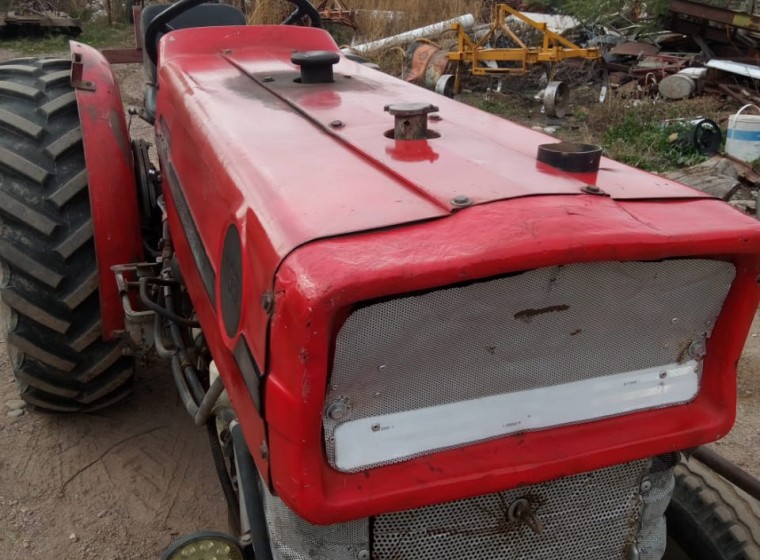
[688,340,707,359]
[326,399,350,421]
[451,195,473,208]
[330,120,345,129]
[260,291,274,314]
[428,113,442,121]
[581,185,603,195]
[262,76,274,83]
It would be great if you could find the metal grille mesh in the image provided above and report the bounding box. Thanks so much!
[262,483,369,560]
[261,459,676,560]
[325,259,735,469]
[639,455,678,560]
[372,460,649,560]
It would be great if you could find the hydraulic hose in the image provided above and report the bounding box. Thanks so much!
[207,420,242,535]
[163,282,205,404]
[195,376,224,427]
[231,423,273,560]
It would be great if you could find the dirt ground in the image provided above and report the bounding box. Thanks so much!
[0,47,759,560]
[0,51,224,560]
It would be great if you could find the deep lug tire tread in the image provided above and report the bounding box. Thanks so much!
[0,57,133,412]
[668,455,760,560]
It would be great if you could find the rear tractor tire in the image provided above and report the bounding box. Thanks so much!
[0,57,133,412]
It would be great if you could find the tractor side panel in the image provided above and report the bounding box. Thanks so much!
[70,42,143,340]
[155,115,271,481]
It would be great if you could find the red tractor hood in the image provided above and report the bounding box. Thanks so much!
[157,26,706,260]
[152,29,760,511]
[154,25,724,382]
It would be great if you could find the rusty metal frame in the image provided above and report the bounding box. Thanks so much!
[316,0,357,29]
[101,6,144,64]
[448,4,600,93]
[669,0,760,33]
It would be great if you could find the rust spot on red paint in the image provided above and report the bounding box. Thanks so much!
[298,348,309,364]
[108,108,131,162]
[514,304,569,324]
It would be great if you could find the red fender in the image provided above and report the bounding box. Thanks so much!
[69,42,143,340]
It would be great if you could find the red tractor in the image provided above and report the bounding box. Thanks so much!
[2,1,760,558]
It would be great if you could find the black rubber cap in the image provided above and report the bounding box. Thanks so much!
[537,142,602,173]
[291,50,340,84]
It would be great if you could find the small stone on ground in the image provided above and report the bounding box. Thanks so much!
[5,399,25,411]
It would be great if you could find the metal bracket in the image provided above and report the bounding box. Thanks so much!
[70,52,96,91]
[112,262,159,353]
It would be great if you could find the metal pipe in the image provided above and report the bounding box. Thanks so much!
[139,276,200,328]
[171,354,200,417]
[692,447,760,502]
[207,421,241,535]
[163,283,206,404]
[194,376,225,427]
[342,14,475,56]
[153,311,175,359]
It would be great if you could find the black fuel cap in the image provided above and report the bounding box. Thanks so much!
[291,50,340,84]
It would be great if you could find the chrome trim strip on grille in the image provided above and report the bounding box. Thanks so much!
[333,361,698,471]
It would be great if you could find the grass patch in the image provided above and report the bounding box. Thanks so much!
[601,113,706,171]
[583,94,728,172]
[0,19,134,56]
[462,84,732,173]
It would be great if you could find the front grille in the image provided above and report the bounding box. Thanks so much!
[324,259,735,471]
[263,459,673,560]
[262,486,369,560]
[373,460,648,560]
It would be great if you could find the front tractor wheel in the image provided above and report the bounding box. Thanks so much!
[0,57,133,411]
[666,455,760,560]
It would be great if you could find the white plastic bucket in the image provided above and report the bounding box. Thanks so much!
[726,104,760,162]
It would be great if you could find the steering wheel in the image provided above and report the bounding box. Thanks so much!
[144,0,322,67]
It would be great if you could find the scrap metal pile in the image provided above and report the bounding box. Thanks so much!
[0,0,81,35]
[339,1,760,204]
[342,1,760,103]
[604,0,760,105]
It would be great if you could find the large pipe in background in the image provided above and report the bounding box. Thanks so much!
[692,447,760,502]
[342,14,476,56]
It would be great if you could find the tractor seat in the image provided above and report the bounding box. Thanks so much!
[141,2,246,122]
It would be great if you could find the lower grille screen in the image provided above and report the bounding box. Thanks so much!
[262,484,369,560]
[324,259,735,471]
[263,459,673,560]
[373,460,649,560]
